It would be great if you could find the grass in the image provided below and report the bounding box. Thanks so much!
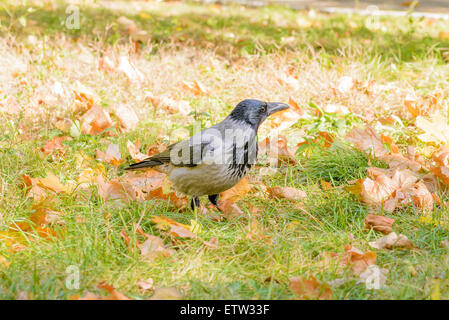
[0,0,449,299]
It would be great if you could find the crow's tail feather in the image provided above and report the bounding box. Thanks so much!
[125,159,163,170]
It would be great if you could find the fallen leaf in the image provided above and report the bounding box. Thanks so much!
[344,245,377,275]
[202,237,218,250]
[126,140,149,162]
[288,96,303,115]
[220,177,251,202]
[137,278,154,291]
[369,232,414,250]
[145,92,191,115]
[117,56,144,83]
[151,216,196,239]
[416,112,449,145]
[181,80,209,95]
[289,276,332,300]
[80,105,113,136]
[41,136,72,155]
[268,186,306,201]
[149,287,182,300]
[113,105,139,132]
[96,143,124,166]
[358,265,388,289]
[364,214,395,234]
[345,125,387,158]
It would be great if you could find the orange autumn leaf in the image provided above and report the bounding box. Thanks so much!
[289,276,332,300]
[151,216,196,239]
[41,136,72,155]
[96,143,124,166]
[71,282,131,300]
[181,80,209,96]
[288,96,303,115]
[344,245,377,275]
[220,176,251,203]
[126,140,149,162]
[80,105,113,136]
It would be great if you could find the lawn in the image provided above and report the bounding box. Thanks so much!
[1,0,449,300]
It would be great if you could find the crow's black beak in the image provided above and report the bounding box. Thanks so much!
[267,102,290,115]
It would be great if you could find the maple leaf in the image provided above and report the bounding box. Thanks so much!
[416,111,449,145]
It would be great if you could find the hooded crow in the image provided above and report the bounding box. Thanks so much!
[126,99,290,210]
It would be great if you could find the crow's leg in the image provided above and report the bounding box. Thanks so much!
[208,194,222,212]
[190,196,200,210]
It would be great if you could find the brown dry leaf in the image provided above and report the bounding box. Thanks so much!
[245,220,272,244]
[364,214,395,234]
[137,278,154,291]
[288,96,303,115]
[117,55,144,83]
[97,282,131,300]
[416,112,449,145]
[122,228,173,260]
[320,180,332,191]
[345,125,388,158]
[73,282,131,300]
[145,92,192,115]
[80,105,113,136]
[151,216,196,239]
[139,235,174,260]
[41,136,72,155]
[344,245,377,275]
[219,199,245,220]
[404,92,421,118]
[289,276,332,300]
[96,143,124,167]
[96,176,142,202]
[369,232,414,250]
[146,184,187,209]
[23,173,75,201]
[113,105,139,132]
[296,131,334,150]
[262,108,301,133]
[203,237,218,250]
[126,140,149,162]
[181,80,209,96]
[149,287,182,300]
[220,176,251,202]
[268,186,306,201]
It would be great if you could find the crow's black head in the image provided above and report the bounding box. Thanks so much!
[229,99,290,129]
